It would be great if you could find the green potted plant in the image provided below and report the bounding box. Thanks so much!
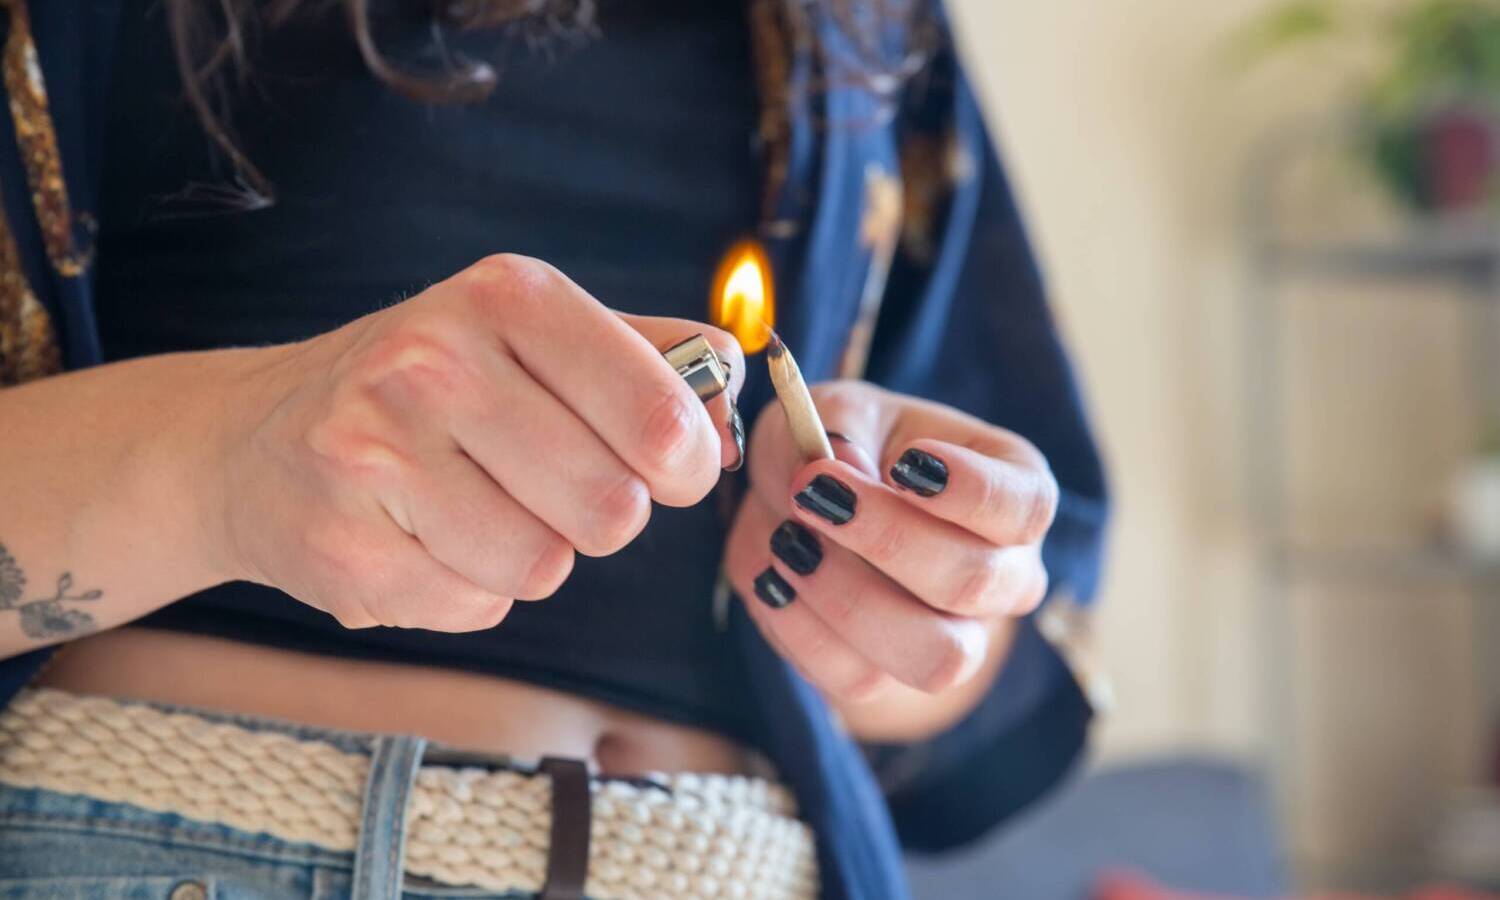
[1235,0,1500,213]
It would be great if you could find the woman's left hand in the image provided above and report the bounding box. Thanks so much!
[724,380,1057,706]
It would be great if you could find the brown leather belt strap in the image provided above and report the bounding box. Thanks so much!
[537,756,592,900]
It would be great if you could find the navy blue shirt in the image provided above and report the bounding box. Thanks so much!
[0,3,1109,897]
[96,0,764,745]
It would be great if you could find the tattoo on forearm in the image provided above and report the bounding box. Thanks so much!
[0,543,101,640]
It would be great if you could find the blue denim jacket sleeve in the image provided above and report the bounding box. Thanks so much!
[860,28,1109,854]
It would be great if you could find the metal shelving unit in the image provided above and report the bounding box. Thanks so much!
[1242,127,1500,888]
[1279,542,1500,583]
[1244,223,1500,578]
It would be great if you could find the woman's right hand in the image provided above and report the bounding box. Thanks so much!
[206,254,744,632]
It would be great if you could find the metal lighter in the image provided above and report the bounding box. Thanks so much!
[662,334,730,402]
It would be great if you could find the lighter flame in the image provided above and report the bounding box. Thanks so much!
[711,239,774,354]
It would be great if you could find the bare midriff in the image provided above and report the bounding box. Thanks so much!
[35,628,752,776]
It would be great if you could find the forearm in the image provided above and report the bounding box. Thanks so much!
[0,350,260,659]
[834,617,1016,743]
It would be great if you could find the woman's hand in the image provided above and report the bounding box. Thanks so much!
[724,380,1056,732]
[211,254,745,632]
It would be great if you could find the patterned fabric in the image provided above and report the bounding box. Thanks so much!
[0,0,65,386]
[748,0,803,230]
[0,4,1111,898]
[0,204,56,385]
[0,0,88,278]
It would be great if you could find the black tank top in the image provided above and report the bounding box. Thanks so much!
[94,0,762,740]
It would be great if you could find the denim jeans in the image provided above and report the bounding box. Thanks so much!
[0,704,525,899]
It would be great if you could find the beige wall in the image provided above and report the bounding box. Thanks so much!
[946,0,1490,884]
[946,0,1275,761]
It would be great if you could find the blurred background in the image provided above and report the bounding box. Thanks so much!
[908,0,1500,897]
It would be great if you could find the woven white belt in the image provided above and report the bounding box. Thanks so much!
[0,688,818,899]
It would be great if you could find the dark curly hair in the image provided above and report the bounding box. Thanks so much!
[162,0,936,213]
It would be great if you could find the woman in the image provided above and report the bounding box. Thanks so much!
[0,1,1108,898]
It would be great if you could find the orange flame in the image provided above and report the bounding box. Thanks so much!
[711,239,774,354]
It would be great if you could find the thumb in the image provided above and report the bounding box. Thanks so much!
[615,312,747,400]
[616,312,746,471]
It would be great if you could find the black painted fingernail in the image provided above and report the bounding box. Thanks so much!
[725,404,746,472]
[770,520,822,575]
[753,568,796,608]
[891,448,948,497]
[794,474,857,525]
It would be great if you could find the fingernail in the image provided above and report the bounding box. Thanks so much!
[725,404,746,472]
[770,520,822,575]
[794,474,857,525]
[826,431,855,446]
[753,568,796,608]
[891,448,948,497]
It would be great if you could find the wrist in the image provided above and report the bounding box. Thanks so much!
[149,345,299,589]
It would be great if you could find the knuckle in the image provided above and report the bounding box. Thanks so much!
[352,593,401,628]
[921,630,978,693]
[977,464,1059,545]
[580,474,651,556]
[440,595,513,633]
[303,527,411,629]
[970,467,1008,530]
[393,587,464,630]
[817,583,861,630]
[1026,471,1062,540]
[784,617,836,664]
[952,555,1006,616]
[462,253,554,311]
[473,596,514,629]
[304,422,406,485]
[382,605,423,630]
[864,519,908,563]
[480,597,516,627]
[331,606,380,630]
[838,666,888,704]
[1013,560,1050,615]
[518,538,575,600]
[357,330,472,401]
[639,387,703,474]
[1016,471,1060,543]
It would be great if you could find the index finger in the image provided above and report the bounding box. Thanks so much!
[616,312,748,472]
[464,255,728,507]
[616,312,748,401]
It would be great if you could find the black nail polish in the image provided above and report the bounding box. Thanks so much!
[725,405,746,472]
[890,449,948,497]
[753,568,796,608]
[794,474,857,525]
[770,521,822,576]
